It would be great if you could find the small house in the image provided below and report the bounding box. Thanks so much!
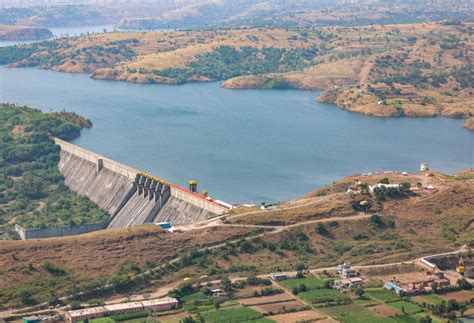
[384,281,405,294]
[211,288,226,297]
[338,263,358,278]
[333,277,364,289]
[271,273,288,281]
[420,163,430,172]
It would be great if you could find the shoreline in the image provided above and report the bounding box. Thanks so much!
[7,63,472,131]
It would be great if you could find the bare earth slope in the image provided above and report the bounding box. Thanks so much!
[0,225,257,307]
[0,169,472,308]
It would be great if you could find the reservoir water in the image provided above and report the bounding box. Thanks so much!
[0,66,473,203]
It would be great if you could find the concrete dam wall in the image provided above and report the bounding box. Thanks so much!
[45,138,228,238]
[15,222,109,240]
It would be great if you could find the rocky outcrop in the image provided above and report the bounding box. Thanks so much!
[0,25,52,41]
[464,117,474,131]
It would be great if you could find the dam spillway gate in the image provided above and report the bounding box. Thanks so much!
[55,138,229,231]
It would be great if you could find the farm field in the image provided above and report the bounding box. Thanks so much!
[266,309,326,322]
[279,276,331,290]
[439,290,474,302]
[238,294,295,306]
[354,297,380,306]
[412,294,445,305]
[297,288,351,304]
[365,288,401,302]
[250,299,308,314]
[368,304,401,316]
[387,301,424,315]
[199,307,273,323]
[234,286,264,298]
[319,304,389,322]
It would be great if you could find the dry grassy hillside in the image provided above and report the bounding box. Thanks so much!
[0,170,472,308]
[228,171,474,226]
[0,225,258,307]
[178,170,473,283]
[3,21,472,129]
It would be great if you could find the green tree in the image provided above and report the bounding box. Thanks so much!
[221,276,232,292]
[354,288,365,298]
[457,278,472,290]
[18,288,35,305]
[214,299,223,311]
[315,223,328,235]
[417,316,432,323]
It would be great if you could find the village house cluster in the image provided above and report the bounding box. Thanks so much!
[384,271,451,295]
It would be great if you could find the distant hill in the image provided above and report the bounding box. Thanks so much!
[1,0,472,29]
[116,0,473,30]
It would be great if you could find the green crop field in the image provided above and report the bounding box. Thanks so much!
[86,319,115,323]
[340,311,396,323]
[418,294,445,305]
[321,304,395,323]
[200,308,273,322]
[297,288,351,304]
[182,292,211,302]
[387,301,423,315]
[279,276,331,290]
[184,303,214,314]
[392,315,418,323]
[365,288,400,302]
[354,297,379,306]
[320,304,367,317]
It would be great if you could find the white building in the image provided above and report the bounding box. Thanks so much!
[270,273,288,281]
[420,163,430,172]
[338,263,358,278]
[142,297,179,311]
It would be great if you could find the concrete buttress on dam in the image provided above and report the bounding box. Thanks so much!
[55,138,228,229]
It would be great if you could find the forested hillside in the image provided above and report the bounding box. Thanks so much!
[0,104,108,238]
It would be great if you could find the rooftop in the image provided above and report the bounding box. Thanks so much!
[67,307,107,318]
[142,297,178,306]
[105,302,143,311]
[66,297,179,318]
